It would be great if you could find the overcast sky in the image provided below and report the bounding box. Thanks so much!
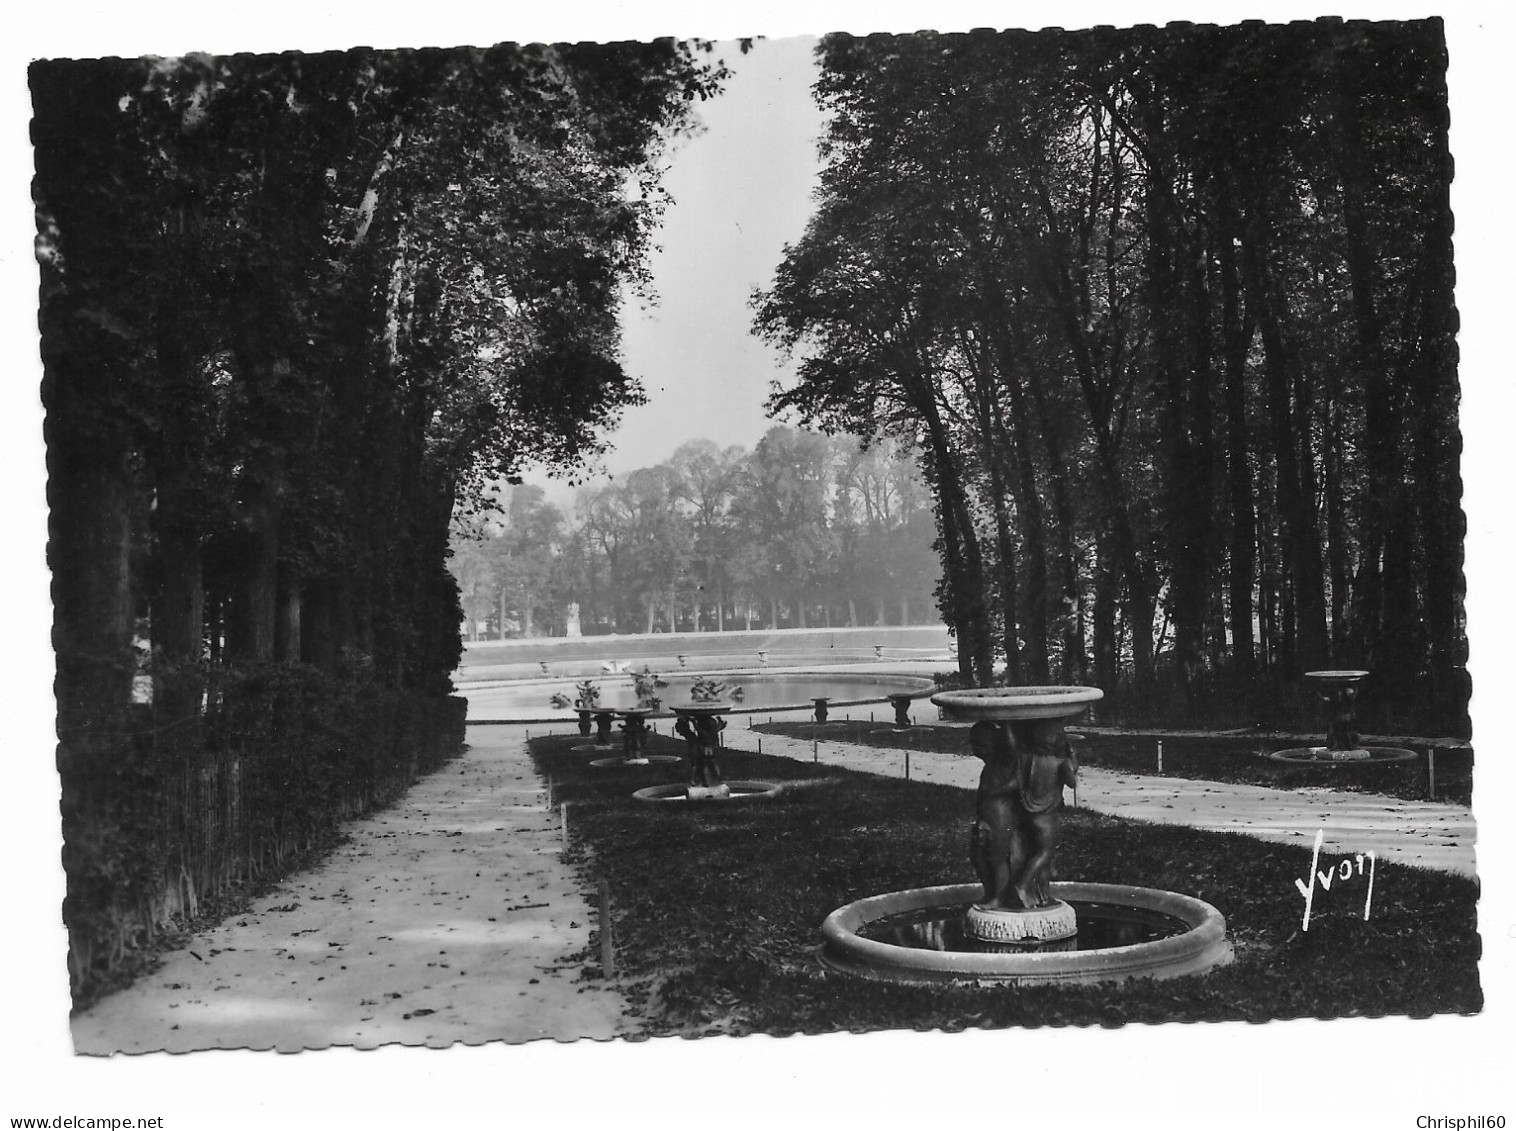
[528,34,829,495]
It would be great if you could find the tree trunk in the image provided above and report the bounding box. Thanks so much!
[1243,232,1328,672]
[910,376,993,684]
[51,442,138,754]
[275,570,302,663]
[1092,530,1119,702]
[996,368,1048,683]
[1217,208,1257,692]
[1141,111,1217,708]
[1018,144,1158,693]
[302,578,338,668]
[151,515,205,722]
[1333,54,1398,673]
[1001,329,1084,685]
[229,478,280,662]
[1324,391,1350,657]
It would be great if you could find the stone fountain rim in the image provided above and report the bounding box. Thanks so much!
[590,754,685,768]
[1268,745,1418,765]
[931,686,1104,720]
[820,881,1229,986]
[632,780,784,803]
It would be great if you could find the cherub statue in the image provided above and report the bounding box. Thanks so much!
[620,712,649,760]
[675,712,726,788]
[1013,719,1079,909]
[967,718,1078,911]
[967,720,1027,912]
[1320,683,1361,752]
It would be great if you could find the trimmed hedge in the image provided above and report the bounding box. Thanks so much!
[59,662,466,1007]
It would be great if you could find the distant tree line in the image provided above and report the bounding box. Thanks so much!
[754,20,1466,734]
[36,40,730,1000]
[449,426,939,637]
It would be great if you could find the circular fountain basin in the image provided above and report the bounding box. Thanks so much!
[590,755,684,768]
[1269,746,1419,765]
[930,686,1104,720]
[466,672,936,723]
[632,781,784,803]
[1303,669,1371,684]
[821,881,1230,986]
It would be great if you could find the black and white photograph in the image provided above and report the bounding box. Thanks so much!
[6,0,1512,1123]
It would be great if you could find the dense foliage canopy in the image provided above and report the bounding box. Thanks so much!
[35,38,732,999]
[755,19,1464,733]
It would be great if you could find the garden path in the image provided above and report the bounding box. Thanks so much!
[716,721,1477,877]
[71,725,626,1054]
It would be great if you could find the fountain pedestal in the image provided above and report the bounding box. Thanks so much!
[593,710,616,746]
[888,693,914,728]
[1310,670,1370,759]
[819,685,1232,985]
[589,708,683,769]
[1270,671,1417,765]
[619,708,652,764]
[673,704,731,800]
[934,687,1101,943]
[965,901,1077,944]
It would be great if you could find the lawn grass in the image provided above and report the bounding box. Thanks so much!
[529,732,1481,1037]
[755,720,1474,806]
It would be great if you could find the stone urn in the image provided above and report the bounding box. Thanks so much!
[887,693,915,728]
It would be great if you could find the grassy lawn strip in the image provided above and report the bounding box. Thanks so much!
[530,732,1481,1037]
[754,720,1473,807]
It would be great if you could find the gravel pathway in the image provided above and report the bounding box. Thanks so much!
[72,725,627,1054]
[717,722,1477,876]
